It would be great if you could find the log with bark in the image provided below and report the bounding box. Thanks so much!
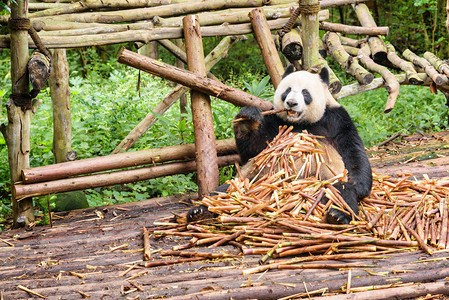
[22,139,237,184]
[423,51,449,77]
[112,36,242,154]
[352,3,387,64]
[324,32,373,85]
[183,14,219,196]
[49,49,75,164]
[27,51,51,98]
[386,44,423,85]
[250,7,284,88]
[14,154,240,199]
[117,48,273,110]
[300,0,321,70]
[281,27,302,61]
[403,49,447,86]
[319,21,389,36]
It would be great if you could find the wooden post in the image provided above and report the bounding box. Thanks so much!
[183,15,219,197]
[49,49,75,163]
[2,0,35,227]
[250,7,284,88]
[175,39,188,119]
[300,0,321,70]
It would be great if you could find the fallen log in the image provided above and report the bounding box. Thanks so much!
[22,139,237,184]
[14,154,240,199]
[117,48,273,111]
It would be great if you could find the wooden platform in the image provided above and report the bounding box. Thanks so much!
[2,132,449,299]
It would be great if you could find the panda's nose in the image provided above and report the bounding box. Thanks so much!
[286,100,297,108]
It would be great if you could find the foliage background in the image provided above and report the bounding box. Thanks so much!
[0,0,449,228]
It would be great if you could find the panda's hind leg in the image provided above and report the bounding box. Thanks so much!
[186,184,230,223]
[323,182,359,225]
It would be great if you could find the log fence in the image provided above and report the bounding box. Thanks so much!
[1,0,449,225]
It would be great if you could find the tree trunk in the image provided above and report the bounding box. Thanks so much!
[2,0,35,227]
[183,15,219,196]
[49,49,73,163]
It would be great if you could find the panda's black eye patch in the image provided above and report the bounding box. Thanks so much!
[302,89,312,105]
[281,87,291,102]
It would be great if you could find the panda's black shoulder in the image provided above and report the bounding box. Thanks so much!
[321,105,356,130]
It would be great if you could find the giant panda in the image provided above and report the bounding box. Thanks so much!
[188,65,372,224]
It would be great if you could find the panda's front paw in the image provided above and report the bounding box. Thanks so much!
[325,208,351,224]
[186,205,217,223]
[235,106,262,122]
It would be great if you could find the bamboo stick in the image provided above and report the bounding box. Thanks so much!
[142,226,151,261]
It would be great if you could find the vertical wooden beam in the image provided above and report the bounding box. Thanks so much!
[250,7,284,88]
[300,0,321,70]
[49,49,74,163]
[7,0,35,226]
[174,39,188,118]
[182,15,219,197]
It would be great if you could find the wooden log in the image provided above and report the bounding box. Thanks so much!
[352,3,387,64]
[113,35,241,154]
[310,281,449,300]
[138,22,159,60]
[22,139,237,184]
[2,0,35,227]
[29,2,69,11]
[183,15,219,196]
[27,51,51,98]
[250,7,284,88]
[31,1,290,24]
[335,73,436,100]
[319,22,389,36]
[301,0,321,70]
[386,44,423,85]
[423,51,449,77]
[324,32,373,85]
[49,49,74,164]
[356,44,399,113]
[14,154,240,199]
[403,49,447,86]
[281,27,302,61]
[117,48,273,110]
[0,13,328,49]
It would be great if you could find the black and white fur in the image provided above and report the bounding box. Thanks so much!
[233,65,372,224]
[187,66,372,224]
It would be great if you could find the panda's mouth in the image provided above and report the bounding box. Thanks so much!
[287,110,301,118]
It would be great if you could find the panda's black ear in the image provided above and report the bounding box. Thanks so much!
[319,67,330,86]
[282,65,295,79]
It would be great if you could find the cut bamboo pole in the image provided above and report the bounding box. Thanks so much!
[22,139,237,184]
[14,154,240,199]
[2,0,35,227]
[112,35,240,154]
[183,14,219,196]
[117,48,273,110]
[250,7,284,88]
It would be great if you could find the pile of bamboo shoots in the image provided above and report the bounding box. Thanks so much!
[154,127,449,264]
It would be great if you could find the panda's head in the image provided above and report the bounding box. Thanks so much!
[274,65,339,124]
